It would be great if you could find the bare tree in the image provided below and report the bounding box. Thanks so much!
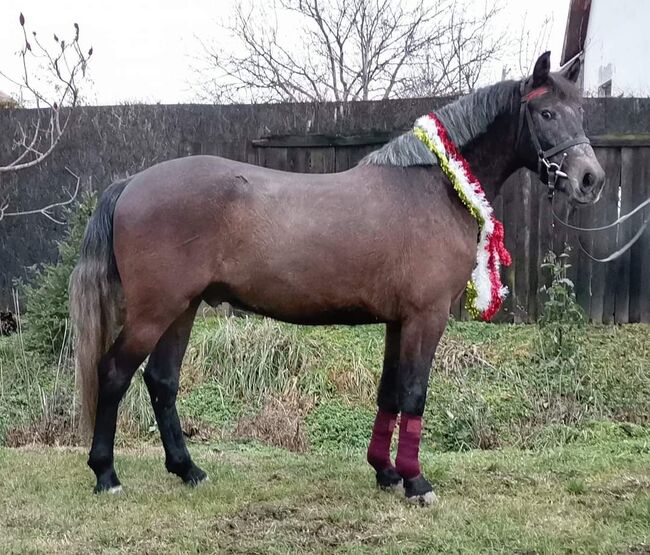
[515,12,553,78]
[0,13,92,223]
[399,1,505,97]
[196,0,504,103]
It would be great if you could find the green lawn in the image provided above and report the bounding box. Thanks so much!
[1,439,649,554]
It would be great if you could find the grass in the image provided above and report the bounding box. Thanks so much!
[2,317,650,452]
[1,316,649,552]
[1,438,649,554]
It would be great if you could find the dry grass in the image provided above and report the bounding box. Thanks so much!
[183,316,321,401]
[4,414,79,448]
[233,391,313,452]
[435,335,494,380]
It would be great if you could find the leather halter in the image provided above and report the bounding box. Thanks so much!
[515,80,591,199]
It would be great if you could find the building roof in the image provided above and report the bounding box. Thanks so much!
[0,90,19,108]
[561,0,592,65]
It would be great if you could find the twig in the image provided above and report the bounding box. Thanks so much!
[0,13,91,173]
[0,167,81,224]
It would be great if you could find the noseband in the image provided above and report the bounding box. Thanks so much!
[515,80,591,199]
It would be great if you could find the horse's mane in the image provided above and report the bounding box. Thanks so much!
[359,73,579,167]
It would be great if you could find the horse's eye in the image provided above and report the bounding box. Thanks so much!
[541,110,553,120]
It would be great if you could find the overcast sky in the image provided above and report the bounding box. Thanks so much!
[0,0,570,105]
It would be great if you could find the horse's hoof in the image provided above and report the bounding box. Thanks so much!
[182,464,208,487]
[404,475,438,506]
[406,490,438,506]
[376,466,404,493]
[94,470,121,494]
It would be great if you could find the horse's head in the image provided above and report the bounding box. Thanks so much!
[517,52,605,205]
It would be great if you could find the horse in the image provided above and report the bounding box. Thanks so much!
[70,52,605,505]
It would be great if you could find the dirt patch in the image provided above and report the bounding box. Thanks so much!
[180,416,219,442]
[212,501,382,551]
[618,545,650,555]
[232,392,312,452]
[597,477,650,500]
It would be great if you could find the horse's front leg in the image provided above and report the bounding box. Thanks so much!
[367,322,403,491]
[394,308,448,505]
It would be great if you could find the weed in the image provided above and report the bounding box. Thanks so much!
[306,399,374,450]
[233,391,312,452]
[566,478,588,495]
[538,246,586,359]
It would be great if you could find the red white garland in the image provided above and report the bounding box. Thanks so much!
[413,113,512,321]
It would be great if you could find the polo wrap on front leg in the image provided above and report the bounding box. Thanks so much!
[367,409,398,471]
[395,413,423,480]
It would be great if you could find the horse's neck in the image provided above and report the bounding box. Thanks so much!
[461,113,520,203]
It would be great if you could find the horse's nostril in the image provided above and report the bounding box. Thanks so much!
[582,172,596,188]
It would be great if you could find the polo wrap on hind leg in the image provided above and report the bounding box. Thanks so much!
[367,409,398,471]
[395,414,423,480]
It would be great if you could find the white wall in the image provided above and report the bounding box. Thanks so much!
[582,0,650,96]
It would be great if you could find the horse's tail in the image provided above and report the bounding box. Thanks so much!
[70,178,129,436]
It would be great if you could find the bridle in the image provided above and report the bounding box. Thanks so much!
[514,79,648,263]
[515,79,591,199]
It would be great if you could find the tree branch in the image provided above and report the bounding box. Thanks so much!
[0,14,91,173]
[196,0,505,103]
[0,167,81,224]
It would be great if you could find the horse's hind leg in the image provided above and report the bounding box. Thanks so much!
[143,300,207,486]
[88,325,160,493]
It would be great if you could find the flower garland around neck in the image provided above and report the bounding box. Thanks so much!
[413,112,512,321]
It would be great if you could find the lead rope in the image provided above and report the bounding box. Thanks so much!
[551,195,650,262]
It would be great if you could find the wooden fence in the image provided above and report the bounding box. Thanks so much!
[2,98,650,322]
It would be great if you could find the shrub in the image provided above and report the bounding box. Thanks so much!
[20,193,96,359]
[425,382,501,452]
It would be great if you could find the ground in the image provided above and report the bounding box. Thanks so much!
[1,439,649,554]
[2,302,650,553]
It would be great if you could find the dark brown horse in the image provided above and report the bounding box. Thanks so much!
[70,52,604,504]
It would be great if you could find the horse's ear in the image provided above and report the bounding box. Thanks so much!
[560,55,581,83]
[532,51,551,87]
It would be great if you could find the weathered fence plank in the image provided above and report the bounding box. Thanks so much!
[594,147,621,324]
[514,174,532,322]
[500,175,518,322]
[627,148,650,322]
[527,174,541,321]
[536,190,553,320]
[615,148,636,323]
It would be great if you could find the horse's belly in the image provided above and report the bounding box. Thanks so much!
[202,280,389,326]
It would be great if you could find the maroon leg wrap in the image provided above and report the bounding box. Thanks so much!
[395,414,422,480]
[367,409,397,471]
